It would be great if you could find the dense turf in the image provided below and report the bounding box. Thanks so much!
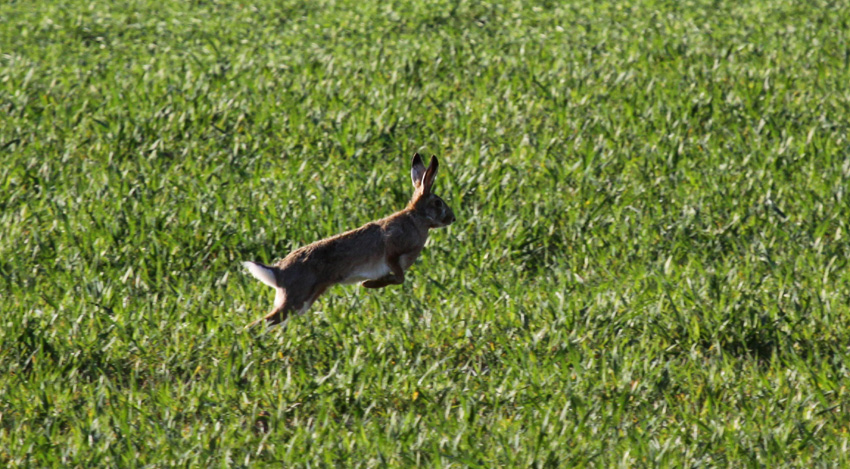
[3,0,850,465]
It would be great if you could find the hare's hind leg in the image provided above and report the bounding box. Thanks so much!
[362,256,406,289]
[250,283,330,328]
[244,286,293,328]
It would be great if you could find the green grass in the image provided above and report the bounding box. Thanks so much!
[2,0,850,465]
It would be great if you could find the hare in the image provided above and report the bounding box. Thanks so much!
[243,153,455,328]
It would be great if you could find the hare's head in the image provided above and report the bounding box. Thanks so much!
[408,153,455,228]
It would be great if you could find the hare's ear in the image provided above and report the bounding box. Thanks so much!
[422,155,439,195]
[411,153,427,189]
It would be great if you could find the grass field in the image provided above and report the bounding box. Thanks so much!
[3,0,850,465]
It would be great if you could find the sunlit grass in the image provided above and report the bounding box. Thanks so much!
[2,0,850,465]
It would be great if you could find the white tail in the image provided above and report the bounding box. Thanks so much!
[243,261,278,288]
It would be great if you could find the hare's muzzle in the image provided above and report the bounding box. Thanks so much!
[443,210,456,226]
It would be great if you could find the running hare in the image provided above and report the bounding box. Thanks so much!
[243,153,455,327]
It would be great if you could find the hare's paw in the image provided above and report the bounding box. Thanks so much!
[362,275,403,289]
[362,278,389,289]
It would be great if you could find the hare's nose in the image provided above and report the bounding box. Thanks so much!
[450,216,456,223]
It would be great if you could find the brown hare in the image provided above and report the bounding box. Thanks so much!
[243,153,455,327]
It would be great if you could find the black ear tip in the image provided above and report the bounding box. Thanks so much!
[412,152,423,164]
[430,155,439,165]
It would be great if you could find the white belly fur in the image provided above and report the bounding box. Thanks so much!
[342,261,391,284]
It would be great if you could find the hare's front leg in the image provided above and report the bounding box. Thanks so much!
[362,256,405,289]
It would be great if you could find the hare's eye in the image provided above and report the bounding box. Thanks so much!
[434,200,443,208]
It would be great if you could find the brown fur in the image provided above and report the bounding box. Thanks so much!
[245,154,455,327]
